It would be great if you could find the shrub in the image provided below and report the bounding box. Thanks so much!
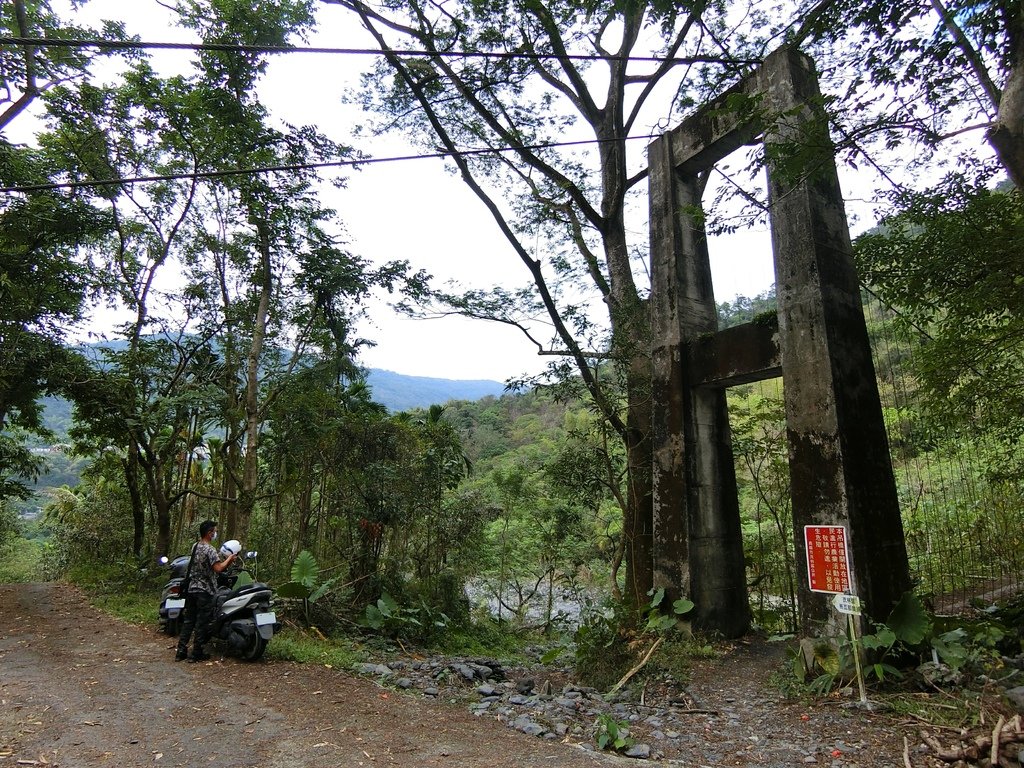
[573,598,634,690]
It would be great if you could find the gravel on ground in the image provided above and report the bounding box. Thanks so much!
[1,582,1016,768]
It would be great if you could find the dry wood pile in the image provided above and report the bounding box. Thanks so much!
[916,715,1023,767]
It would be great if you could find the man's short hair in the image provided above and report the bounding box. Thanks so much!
[199,520,217,538]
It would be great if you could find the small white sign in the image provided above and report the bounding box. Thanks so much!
[832,593,862,615]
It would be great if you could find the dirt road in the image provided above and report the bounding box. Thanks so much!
[0,583,618,768]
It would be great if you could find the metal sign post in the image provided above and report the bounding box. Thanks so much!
[833,592,869,706]
[805,526,871,708]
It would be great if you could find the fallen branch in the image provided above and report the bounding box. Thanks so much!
[666,704,721,715]
[921,722,1024,763]
[904,735,912,768]
[990,715,1005,766]
[607,637,663,696]
[900,711,964,731]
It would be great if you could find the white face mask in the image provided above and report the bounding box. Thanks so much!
[211,531,218,542]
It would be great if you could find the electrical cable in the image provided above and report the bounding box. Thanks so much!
[0,36,759,66]
[0,34,751,194]
[0,134,657,194]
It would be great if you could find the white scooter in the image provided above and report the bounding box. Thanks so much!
[159,541,278,660]
[157,554,191,636]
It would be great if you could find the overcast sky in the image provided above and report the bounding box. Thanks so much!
[47,0,780,382]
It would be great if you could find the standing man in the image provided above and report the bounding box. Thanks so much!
[176,520,238,662]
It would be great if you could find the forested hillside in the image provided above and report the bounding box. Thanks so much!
[10,371,505,519]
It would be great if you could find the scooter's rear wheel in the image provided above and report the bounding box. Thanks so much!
[163,617,180,636]
[241,633,267,661]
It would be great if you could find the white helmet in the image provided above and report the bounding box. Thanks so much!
[220,539,241,556]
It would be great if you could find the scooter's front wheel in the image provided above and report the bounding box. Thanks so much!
[241,633,267,661]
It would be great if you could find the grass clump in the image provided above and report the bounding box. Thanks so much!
[430,616,533,659]
[647,635,719,684]
[0,537,45,582]
[74,571,162,627]
[573,602,635,690]
[266,627,362,668]
[883,691,981,729]
[89,587,158,626]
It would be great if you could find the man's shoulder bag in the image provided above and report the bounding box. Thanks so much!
[179,542,198,599]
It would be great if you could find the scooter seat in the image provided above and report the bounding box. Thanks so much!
[230,582,271,598]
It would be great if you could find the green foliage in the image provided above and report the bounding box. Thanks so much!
[414,569,471,628]
[885,591,931,646]
[361,591,450,641]
[717,288,777,330]
[362,592,409,629]
[595,713,633,752]
[855,177,1024,446]
[572,586,697,692]
[66,570,162,626]
[289,549,321,590]
[927,626,1001,677]
[430,616,531,658]
[40,473,135,580]
[805,0,1015,184]
[0,499,17,546]
[795,593,1013,694]
[643,587,694,632]
[0,6,114,499]
[276,550,340,624]
[469,452,592,627]
[87,586,158,627]
[729,381,798,634]
[647,635,718,685]
[881,691,980,730]
[0,513,44,582]
[573,599,634,690]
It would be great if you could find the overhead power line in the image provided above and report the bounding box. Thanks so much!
[0,36,759,66]
[0,135,656,194]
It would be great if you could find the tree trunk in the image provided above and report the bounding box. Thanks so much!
[123,447,146,558]
[989,46,1024,190]
[623,370,655,608]
[222,435,240,536]
[296,476,313,558]
[143,457,173,559]
[597,94,655,607]
[236,215,273,543]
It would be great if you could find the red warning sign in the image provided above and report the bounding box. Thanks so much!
[804,525,851,594]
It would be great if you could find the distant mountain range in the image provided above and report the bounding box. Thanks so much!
[365,369,507,411]
[14,369,506,516]
[69,339,508,414]
[38,368,508,437]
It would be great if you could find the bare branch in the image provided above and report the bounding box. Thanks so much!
[349,6,628,436]
[0,0,40,131]
[929,0,1001,111]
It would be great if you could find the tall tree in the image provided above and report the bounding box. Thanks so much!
[170,0,415,542]
[40,61,222,557]
[0,0,124,501]
[327,0,752,609]
[0,143,104,500]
